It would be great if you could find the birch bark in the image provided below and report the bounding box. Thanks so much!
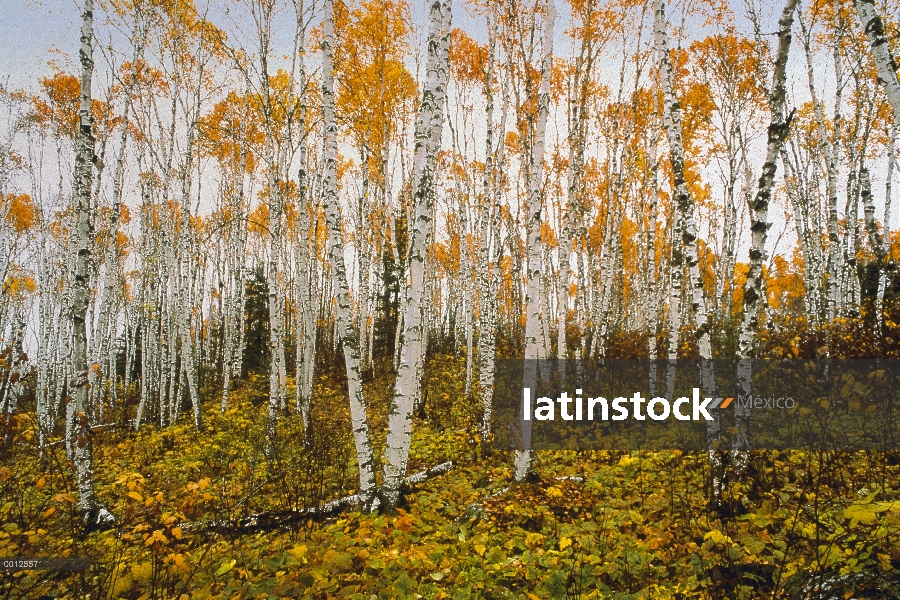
[477,18,506,446]
[515,0,554,482]
[70,0,114,528]
[653,0,721,503]
[797,12,842,324]
[878,125,896,325]
[294,12,316,428]
[856,0,900,325]
[382,0,451,509]
[89,38,144,422]
[322,0,377,505]
[653,0,713,362]
[735,0,800,471]
[863,169,888,262]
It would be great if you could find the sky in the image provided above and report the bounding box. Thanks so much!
[0,2,79,89]
[0,0,490,90]
[0,0,779,93]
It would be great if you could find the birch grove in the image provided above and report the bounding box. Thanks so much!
[4,0,900,525]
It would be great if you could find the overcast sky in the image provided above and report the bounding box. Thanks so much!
[0,2,77,88]
[0,0,495,90]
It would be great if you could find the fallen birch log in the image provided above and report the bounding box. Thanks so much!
[180,461,454,534]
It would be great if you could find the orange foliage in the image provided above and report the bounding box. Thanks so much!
[2,194,35,233]
[248,203,270,237]
[197,91,263,173]
[4,272,35,301]
[504,131,519,155]
[450,28,488,87]
[27,71,115,140]
[331,0,416,181]
[540,221,557,248]
[766,254,805,312]
[30,73,80,138]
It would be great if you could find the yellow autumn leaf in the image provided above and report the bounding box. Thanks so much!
[619,455,638,468]
[289,544,308,560]
[704,530,731,546]
[132,561,152,583]
[215,559,236,576]
[127,491,143,502]
[144,530,167,546]
[559,536,572,550]
[546,486,563,499]
[844,501,899,527]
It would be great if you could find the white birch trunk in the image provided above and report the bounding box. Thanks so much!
[382,0,451,509]
[478,15,496,443]
[654,0,720,501]
[294,38,316,428]
[798,13,841,324]
[878,125,896,327]
[735,0,800,472]
[515,0,555,482]
[69,0,113,528]
[321,0,377,505]
[857,0,900,326]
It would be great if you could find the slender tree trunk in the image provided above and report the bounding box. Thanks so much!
[477,13,499,446]
[321,0,377,506]
[878,125,896,327]
[857,0,900,328]
[294,34,316,429]
[462,197,475,399]
[515,0,555,482]
[863,169,888,264]
[266,181,286,440]
[827,27,845,321]
[735,0,800,472]
[70,0,114,529]
[653,0,720,505]
[221,127,249,414]
[382,0,452,509]
[798,12,842,325]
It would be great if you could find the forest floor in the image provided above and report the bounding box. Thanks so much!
[3,352,900,599]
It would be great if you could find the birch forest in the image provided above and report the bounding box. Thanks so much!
[3,0,900,597]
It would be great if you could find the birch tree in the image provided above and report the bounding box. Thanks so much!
[856,0,900,322]
[293,0,317,430]
[382,0,452,510]
[734,0,800,470]
[321,0,377,506]
[515,0,555,483]
[653,0,722,502]
[69,0,114,529]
